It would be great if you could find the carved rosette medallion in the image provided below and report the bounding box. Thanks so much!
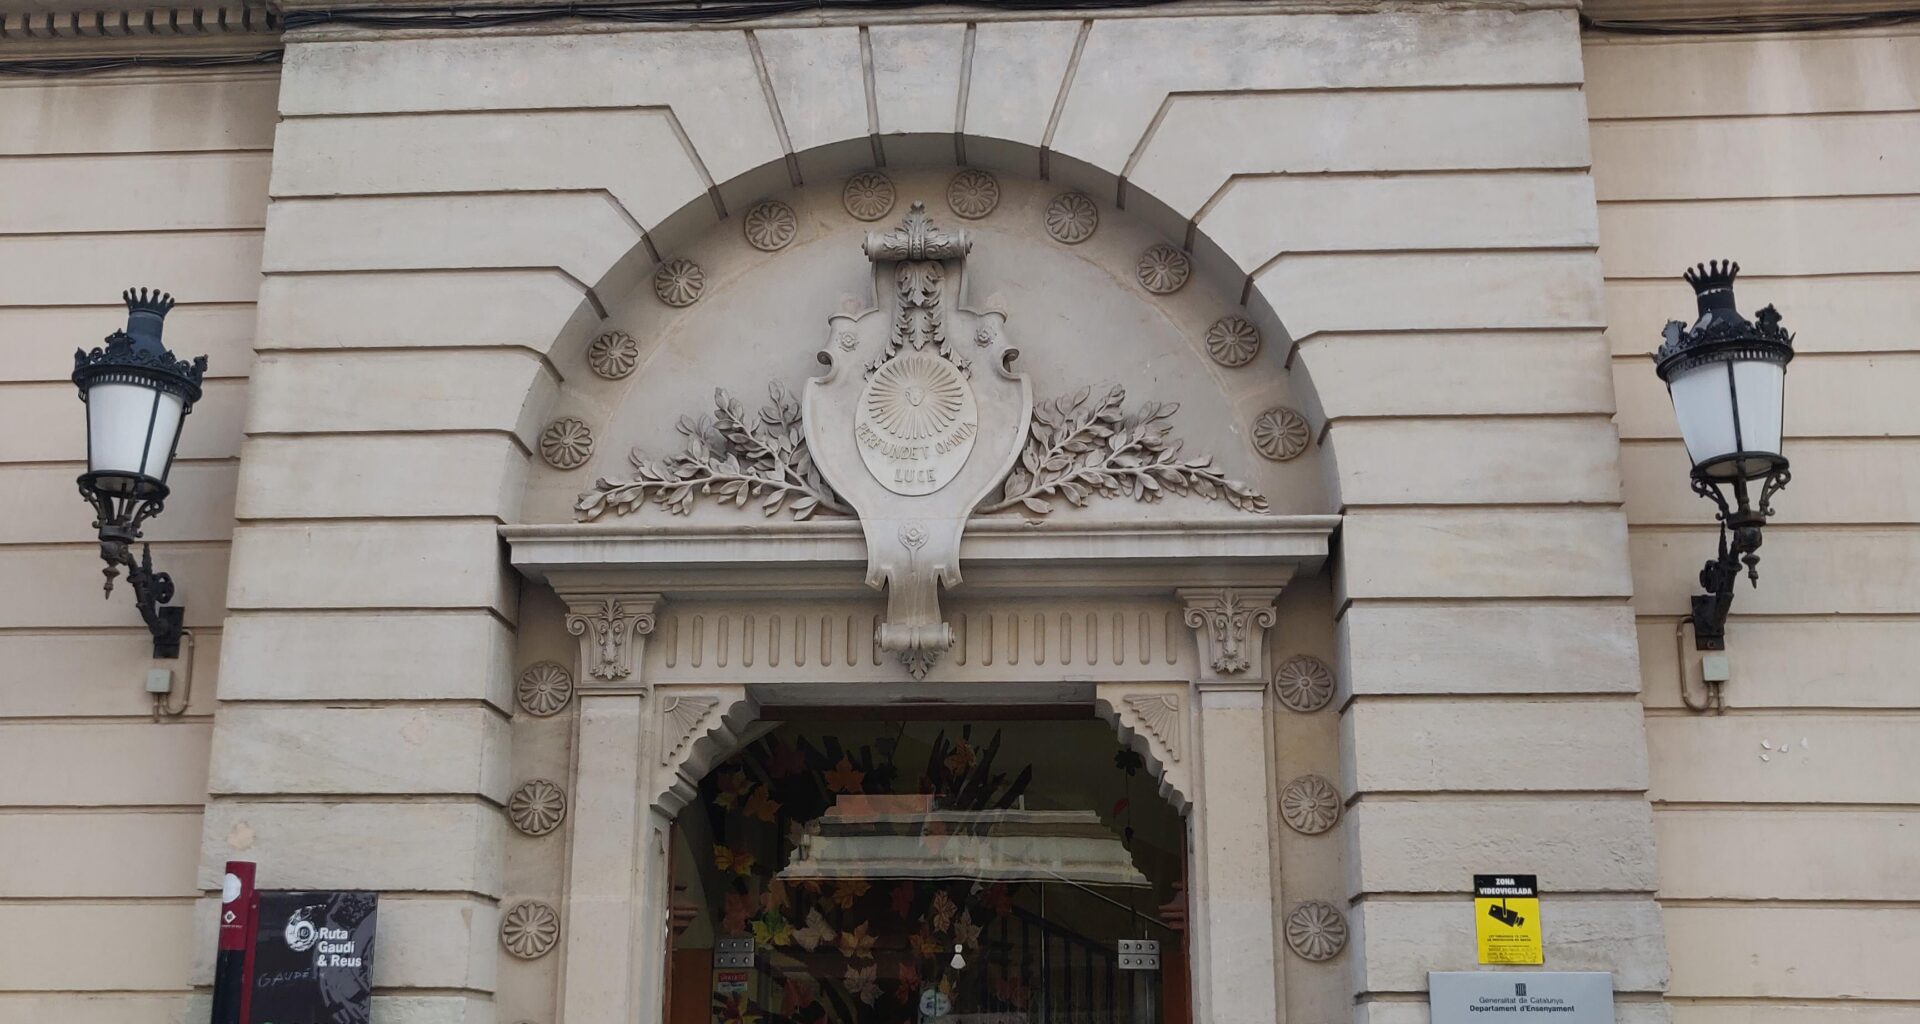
[1137,244,1192,295]
[857,352,980,496]
[587,330,639,379]
[500,901,561,959]
[540,418,594,470]
[516,661,574,717]
[507,779,568,836]
[743,200,798,252]
[843,172,896,221]
[1045,192,1099,244]
[1280,774,1341,835]
[653,258,705,307]
[946,170,1000,219]
[1205,316,1261,368]
[1285,901,1349,961]
[1253,407,1310,462]
[1274,654,1335,713]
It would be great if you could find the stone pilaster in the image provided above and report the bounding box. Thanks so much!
[1177,586,1285,1024]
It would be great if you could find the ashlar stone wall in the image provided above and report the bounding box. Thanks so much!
[0,67,275,1024]
[1588,24,1920,1023]
[190,3,1661,1023]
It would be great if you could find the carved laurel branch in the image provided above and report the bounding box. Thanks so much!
[574,382,849,522]
[979,384,1269,515]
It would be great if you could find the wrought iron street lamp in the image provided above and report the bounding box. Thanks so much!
[72,288,207,658]
[1654,261,1794,651]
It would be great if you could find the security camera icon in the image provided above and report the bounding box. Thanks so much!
[1487,903,1525,928]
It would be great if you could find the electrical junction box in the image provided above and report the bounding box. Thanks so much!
[1701,654,1731,683]
[145,668,174,694]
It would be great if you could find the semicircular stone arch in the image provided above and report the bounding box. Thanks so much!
[524,165,1329,526]
[238,13,1643,1024]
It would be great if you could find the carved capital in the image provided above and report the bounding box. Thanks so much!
[1177,587,1281,681]
[561,593,663,683]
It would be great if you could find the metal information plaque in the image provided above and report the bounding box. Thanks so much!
[1430,972,1614,1024]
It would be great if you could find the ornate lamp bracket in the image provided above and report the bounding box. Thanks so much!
[1177,587,1282,684]
[560,592,663,684]
[1687,466,1790,651]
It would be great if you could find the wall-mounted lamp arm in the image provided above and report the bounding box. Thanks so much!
[1686,466,1789,651]
[99,538,184,659]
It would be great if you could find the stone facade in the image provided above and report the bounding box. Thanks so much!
[0,3,1911,1024]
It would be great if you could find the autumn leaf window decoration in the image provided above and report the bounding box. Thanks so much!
[693,726,1162,1024]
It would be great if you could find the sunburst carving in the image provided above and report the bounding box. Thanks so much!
[1121,693,1182,764]
[660,695,721,767]
[863,353,968,440]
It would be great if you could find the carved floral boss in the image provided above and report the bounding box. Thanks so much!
[575,203,1270,676]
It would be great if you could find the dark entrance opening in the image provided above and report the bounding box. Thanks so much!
[665,715,1189,1024]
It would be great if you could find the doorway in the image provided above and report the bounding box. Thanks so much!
[663,714,1190,1024]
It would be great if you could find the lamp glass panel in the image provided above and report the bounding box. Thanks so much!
[1667,361,1738,469]
[86,382,183,486]
[1733,359,1786,459]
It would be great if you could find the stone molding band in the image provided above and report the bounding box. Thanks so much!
[0,6,277,39]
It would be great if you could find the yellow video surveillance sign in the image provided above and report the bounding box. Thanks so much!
[1474,874,1542,965]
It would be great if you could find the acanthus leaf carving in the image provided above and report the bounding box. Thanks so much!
[659,694,721,767]
[981,385,1269,516]
[574,382,848,522]
[1179,587,1279,677]
[563,594,661,682]
[863,202,970,371]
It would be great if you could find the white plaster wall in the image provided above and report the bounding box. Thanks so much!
[0,66,275,1024]
[1587,23,1920,1023]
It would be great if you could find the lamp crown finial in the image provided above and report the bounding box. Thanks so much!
[1683,260,1741,316]
[121,287,174,351]
[122,287,174,318]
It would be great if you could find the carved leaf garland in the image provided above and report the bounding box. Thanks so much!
[575,382,849,521]
[980,384,1269,515]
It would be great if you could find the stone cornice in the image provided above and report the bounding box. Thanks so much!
[1585,0,1919,23]
[263,0,1579,41]
[504,515,1338,595]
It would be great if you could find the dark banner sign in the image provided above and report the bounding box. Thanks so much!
[250,891,378,1024]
